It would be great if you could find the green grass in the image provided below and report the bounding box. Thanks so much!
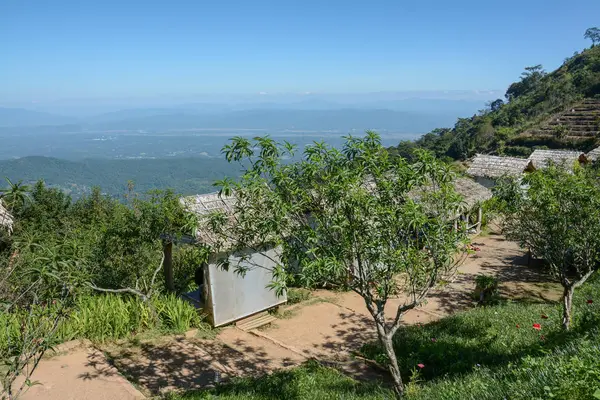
[0,293,212,357]
[286,288,312,304]
[166,276,600,400]
[163,360,391,400]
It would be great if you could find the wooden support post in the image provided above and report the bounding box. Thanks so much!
[476,206,483,233]
[163,241,174,292]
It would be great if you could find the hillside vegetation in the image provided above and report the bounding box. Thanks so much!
[391,45,600,160]
[0,156,240,198]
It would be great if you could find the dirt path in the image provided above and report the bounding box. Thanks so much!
[250,229,561,378]
[17,344,145,400]
[19,230,561,398]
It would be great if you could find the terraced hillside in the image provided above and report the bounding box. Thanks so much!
[524,99,600,139]
[391,44,600,159]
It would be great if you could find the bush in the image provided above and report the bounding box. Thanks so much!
[286,288,312,304]
[0,293,205,356]
[473,274,499,305]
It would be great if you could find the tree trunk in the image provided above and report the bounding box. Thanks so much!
[163,241,174,292]
[376,324,404,399]
[562,286,574,330]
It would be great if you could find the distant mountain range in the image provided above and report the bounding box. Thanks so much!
[0,106,482,134]
[0,108,76,127]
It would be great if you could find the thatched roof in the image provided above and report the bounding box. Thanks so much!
[453,177,493,209]
[0,200,14,235]
[408,177,492,218]
[528,149,586,169]
[181,192,236,217]
[587,147,600,162]
[466,154,532,179]
[181,192,237,246]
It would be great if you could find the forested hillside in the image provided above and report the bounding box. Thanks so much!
[0,156,240,198]
[390,45,600,160]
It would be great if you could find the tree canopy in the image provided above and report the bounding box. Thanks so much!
[210,132,468,398]
[495,164,600,330]
[585,27,600,46]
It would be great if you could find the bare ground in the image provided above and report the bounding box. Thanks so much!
[17,229,562,399]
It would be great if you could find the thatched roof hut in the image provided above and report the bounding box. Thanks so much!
[408,177,492,221]
[0,200,14,235]
[453,177,493,210]
[180,192,236,245]
[466,154,533,179]
[528,149,587,169]
[587,147,600,162]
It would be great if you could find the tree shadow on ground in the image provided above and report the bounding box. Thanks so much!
[83,335,292,395]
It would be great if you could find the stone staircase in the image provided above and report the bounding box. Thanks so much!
[524,99,600,139]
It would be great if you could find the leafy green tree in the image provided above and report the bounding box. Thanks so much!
[584,27,600,47]
[496,165,600,330]
[210,133,467,398]
[487,98,504,112]
[1,178,31,213]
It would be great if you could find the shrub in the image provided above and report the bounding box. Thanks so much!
[286,288,311,304]
[0,293,205,356]
[473,274,499,305]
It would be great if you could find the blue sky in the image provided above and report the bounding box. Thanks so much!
[1,0,599,102]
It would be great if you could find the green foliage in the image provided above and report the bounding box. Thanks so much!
[0,294,204,356]
[165,360,391,400]
[154,294,203,333]
[495,165,600,329]
[473,274,499,305]
[397,45,600,160]
[585,27,600,47]
[286,288,312,305]
[214,132,469,397]
[168,279,600,400]
[2,181,201,298]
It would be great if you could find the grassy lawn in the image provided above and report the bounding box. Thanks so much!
[166,276,600,400]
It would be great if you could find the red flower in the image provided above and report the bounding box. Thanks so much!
[533,323,541,330]
[587,299,593,304]
[541,315,548,319]
[417,363,425,369]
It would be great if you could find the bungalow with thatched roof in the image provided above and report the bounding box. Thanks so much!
[173,192,286,328]
[453,177,493,233]
[587,147,600,162]
[0,200,14,235]
[466,154,534,188]
[410,177,492,233]
[527,149,587,170]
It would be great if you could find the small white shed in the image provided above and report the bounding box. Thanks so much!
[179,192,287,327]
